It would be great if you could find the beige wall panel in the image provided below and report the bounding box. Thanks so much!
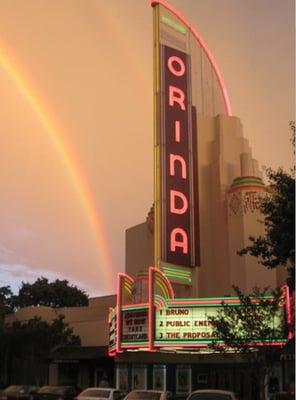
[126,222,153,278]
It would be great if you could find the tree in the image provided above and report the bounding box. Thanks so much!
[1,315,80,385]
[0,286,13,324]
[209,286,288,400]
[13,277,89,309]
[238,122,295,288]
[0,278,88,385]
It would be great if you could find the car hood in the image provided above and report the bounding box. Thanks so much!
[78,397,110,400]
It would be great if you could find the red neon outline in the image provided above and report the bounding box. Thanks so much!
[121,343,149,349]
[170,227,188,253]
[170,154,187,179]
[116,273,135,353]
[283,284,293,340]
[168,55,185,76]
[116,274,122,353]
[154,341,286,348]
[170,190,189,214]
[169,85,186,110]
[150,0,232,116]
[148,267,155,351]
[168,298,273,306]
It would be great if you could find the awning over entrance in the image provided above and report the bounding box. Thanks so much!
[49,346,108,361]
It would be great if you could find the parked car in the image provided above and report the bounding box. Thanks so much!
[76,388,124,400]
[274,393,295,400]
[123,391,170,400]
[34,386,80,400]
[0,385,39,400]
[186,390,238,400]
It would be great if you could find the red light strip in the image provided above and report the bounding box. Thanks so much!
[283,284,293,340]
[116,273,135,353]
[116,273,122,353]
[154,341,286,348]
[150,0,232,116]
[121,343,149,349]
[168,298,269,306]
[148,267,155,351]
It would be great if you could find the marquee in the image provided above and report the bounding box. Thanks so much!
[108,268,292,355]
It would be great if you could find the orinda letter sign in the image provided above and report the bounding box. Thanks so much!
[160,45,199,267]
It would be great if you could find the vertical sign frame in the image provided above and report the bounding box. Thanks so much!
[153,5,199,269]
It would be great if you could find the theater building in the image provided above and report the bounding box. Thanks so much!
[109,0,293,398]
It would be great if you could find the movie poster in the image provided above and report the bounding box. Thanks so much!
[176,366,191,394]
[132,365,147,390]
[117,365,128,392]
[153,365,166,391]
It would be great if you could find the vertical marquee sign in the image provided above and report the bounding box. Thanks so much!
[154,7,199,268]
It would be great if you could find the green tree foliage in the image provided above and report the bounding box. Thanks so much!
[210,286,286,350]
[238,123,295,288]
[13,277,89,309]
[209,286,287,400]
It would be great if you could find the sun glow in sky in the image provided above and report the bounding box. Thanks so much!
[0,0,294,296]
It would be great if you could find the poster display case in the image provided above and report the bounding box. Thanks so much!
[153,365,166,391]
[116,365,129,392]
[132,365,147,390]
[176,366,191,394]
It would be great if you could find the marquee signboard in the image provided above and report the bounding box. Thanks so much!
[122,309,149,342]
[155,307,219,342]
[154,305,284,345]
[108,269,292,355]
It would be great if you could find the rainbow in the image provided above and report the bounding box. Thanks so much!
[0,42,115,292]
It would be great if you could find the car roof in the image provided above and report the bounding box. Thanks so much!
[190,390,235,395]
[81,388,116,390]
[129,391,164,394]
[79,388,117,392]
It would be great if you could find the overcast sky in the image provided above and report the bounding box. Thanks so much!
[0,0,294,296]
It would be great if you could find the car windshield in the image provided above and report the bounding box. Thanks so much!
[189,394,232,400]
[4,386,28,394]
[125,392,161,400]
[38,387,68,395]
[79,390,111,398]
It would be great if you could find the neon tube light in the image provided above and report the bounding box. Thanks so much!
[283,284,293,340]
[116,274,121,353]
[150,0,232,116]
[161,266,191,276]
[148,267,155,351]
